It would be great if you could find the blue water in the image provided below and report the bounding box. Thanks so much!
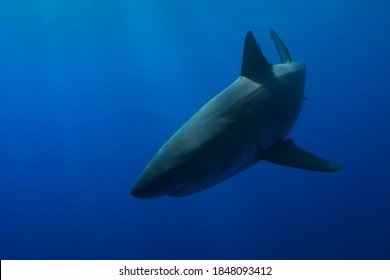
[1,0,389,259]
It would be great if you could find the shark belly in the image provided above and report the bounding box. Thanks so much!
[132,71,306,198]
[167,74,300,197]
[133,77,281,198]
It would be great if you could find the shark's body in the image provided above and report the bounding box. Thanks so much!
[132,28,342,199]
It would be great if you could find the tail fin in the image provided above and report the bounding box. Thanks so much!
[270,27,292,63]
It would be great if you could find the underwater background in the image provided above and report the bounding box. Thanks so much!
[1,0,389,259]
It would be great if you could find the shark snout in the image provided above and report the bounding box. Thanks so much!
[131,163,180,198]
[131,173,164,199]
[131,181,150,198]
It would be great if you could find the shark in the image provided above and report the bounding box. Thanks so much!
[131,28,342,199]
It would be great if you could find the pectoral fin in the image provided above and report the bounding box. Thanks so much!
[262,139,343,172]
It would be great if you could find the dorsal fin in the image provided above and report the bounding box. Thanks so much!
[241,31,272,83]
[269,27,292,63]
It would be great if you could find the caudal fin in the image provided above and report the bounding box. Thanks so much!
[269,27,292,63]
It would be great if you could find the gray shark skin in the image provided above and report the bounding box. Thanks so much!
[132,28,342,199]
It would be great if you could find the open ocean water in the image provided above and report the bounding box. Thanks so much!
[0,0,389,259]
